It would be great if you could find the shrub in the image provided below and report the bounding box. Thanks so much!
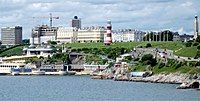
[134,58,140,61]
[146,43,152,48]
[197,45,200,50]
[193,42,199,46]
[141,54,154,62]
[185,42,192,47]
[195,50,200,58]
[141,54,157,66]
[158,62,165,69]
[175,62,182,69]
[195,62,200,67]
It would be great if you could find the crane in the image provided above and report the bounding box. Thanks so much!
[32,13,59,28]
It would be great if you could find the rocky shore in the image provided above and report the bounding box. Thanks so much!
[129,73,190,84]
[92,72,200,89]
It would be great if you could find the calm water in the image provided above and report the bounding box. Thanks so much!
[0,76,199,101]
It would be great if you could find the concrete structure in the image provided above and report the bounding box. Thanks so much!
[57,27,78,43]
[71,16,81,29]
[77,26,106,43]
[104,20,112,45]
[112,29,145,42]
[23,45,53,57]
[194,15,199,39]
[1,26,22,45]
[30,25,58,44]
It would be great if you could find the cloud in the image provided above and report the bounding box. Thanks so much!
[0,0,199,39]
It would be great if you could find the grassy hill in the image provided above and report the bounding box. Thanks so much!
[174,46,198,57]
[65,41,197,57]
[0,41,197,57]
[65,41,184,50]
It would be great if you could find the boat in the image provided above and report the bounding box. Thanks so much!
[45,71,67,75]
[0,63,26,75]
[32,70,45,75]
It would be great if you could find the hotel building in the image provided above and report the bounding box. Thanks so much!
[57,27,78,43]
[112,29,145,42]
[77,26,106,43]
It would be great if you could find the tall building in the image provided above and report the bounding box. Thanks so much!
[1,26,22,45]
[104,20,112,45]
[30,25,58,45]
[194,15,199,39]
[71,16,81,29]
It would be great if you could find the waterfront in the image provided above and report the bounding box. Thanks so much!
[0,76,199,101]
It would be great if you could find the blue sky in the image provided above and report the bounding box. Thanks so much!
[0,0,199,39]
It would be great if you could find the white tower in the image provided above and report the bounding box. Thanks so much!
[194,15,199,39]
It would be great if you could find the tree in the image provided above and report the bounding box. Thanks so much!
[22,39,30,44]
[196,35,200,43]
[47,40,57,45]
[185,42,192,47]
[141,54,157,66]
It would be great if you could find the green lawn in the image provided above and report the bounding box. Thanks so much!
[65,41,184,50]
[65,41,199,57]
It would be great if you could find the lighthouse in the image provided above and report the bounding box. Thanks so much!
[104,20,112,45]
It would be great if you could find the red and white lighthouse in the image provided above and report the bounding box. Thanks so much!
[104,20,112,45]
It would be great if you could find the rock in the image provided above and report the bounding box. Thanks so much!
[177,81,199,89]
[177,82,190,89]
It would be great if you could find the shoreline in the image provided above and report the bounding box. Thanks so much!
[92,73,200,89]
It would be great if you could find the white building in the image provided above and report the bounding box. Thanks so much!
[30,36,56,44]
[57,27,78,43]
[77,26,106,43]
[112,29,145,42]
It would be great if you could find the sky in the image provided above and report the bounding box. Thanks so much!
[0,0,200,39]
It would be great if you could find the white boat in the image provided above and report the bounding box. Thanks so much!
[45,71,67,75]
[32,70,45,75]
[0,63,26,75]
[11,71,20,75]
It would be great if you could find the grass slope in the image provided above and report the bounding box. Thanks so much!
[66,41,197,57]
[174,46,197,57]
[0,45,26,57]
[66,41,184,50]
